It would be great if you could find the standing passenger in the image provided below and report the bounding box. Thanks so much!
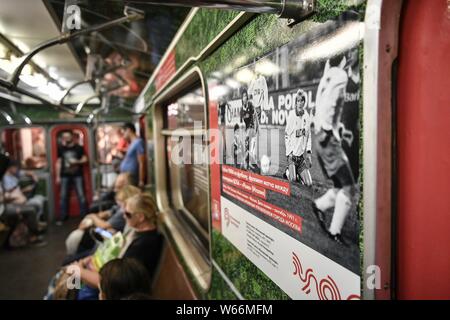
[56,130,88,224]
[119,123,145,188]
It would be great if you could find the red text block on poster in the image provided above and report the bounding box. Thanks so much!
[222,165,291,196]
[223,183,302,233]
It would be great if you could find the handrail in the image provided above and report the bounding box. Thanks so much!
[0,6,144,91]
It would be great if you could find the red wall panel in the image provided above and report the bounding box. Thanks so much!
[397,0,450,299]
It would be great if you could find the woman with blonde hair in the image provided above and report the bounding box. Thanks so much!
[66,193,163,300]
[65,185,141,257]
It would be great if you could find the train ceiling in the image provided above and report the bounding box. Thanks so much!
[0,0,188,105]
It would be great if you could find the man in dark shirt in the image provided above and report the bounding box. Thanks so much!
[240,89,255,130]
[56,130,88,224]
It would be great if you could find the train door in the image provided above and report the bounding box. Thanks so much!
[50,125,93,220]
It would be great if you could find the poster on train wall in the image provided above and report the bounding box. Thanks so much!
[209,12,364,300]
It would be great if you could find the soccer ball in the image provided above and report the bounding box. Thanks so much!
[260,155,271,175]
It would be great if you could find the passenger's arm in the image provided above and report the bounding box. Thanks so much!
[138,153,145,188]
[55,158,61,184]
[75,155,88,165]
[91,215,113,230]
[71,262,100,288]
[98,210,112,220]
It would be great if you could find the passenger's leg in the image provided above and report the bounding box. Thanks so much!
[6,204,40,235]
[65,229,85,256]
[76,227,96,254]
[74,176,88,217]
[59,177,70,221]
[19,205,40,235]
[26,195,46,221]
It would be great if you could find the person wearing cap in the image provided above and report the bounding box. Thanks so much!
[119,123,146,188]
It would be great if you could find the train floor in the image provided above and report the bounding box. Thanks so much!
[0,218,80,300]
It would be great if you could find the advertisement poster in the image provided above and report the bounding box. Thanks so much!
[209,12,364,299]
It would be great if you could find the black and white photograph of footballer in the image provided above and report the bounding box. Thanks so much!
[311,56,359,246]
[239,87,260,172]
[215,13,362,274]
[284,89,313,187]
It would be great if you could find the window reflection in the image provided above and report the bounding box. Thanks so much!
[165,87,205,129]
[1,128,48,169]
[164,85,209,237]
[95,124,127,164]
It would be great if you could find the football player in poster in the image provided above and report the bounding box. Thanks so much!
[312,57,358,245]
[232,123,242,167]
[240,88,259,171]
[248,72,268,123]
[218,99,229,164]
[284,89,313,186]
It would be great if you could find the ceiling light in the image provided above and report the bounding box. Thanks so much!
[0,110,14,125]
[235,68,254,84]
[21,73,47,88]
[0,43,8,59]
[0,53,18,74]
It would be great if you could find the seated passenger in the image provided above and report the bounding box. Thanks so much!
[98,258,152,300]
[65,185,141,257]
[65,173,133,256]
[89,172,132,213]
[0,184,46,247]
[2,161,47,225]
[46,193,163,300]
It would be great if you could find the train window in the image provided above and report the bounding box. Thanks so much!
[95,124,127,164]
[0,127,47,169]
[166,136,209,233]
[162,84,210,247]
[164,87,205,130]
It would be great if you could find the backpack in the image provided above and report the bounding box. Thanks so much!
[8,221,29,248]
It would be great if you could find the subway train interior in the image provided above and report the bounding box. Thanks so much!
[0,0,449,302]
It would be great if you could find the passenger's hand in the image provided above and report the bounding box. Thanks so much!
[138,181,145,189]
[66,261,83,274]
